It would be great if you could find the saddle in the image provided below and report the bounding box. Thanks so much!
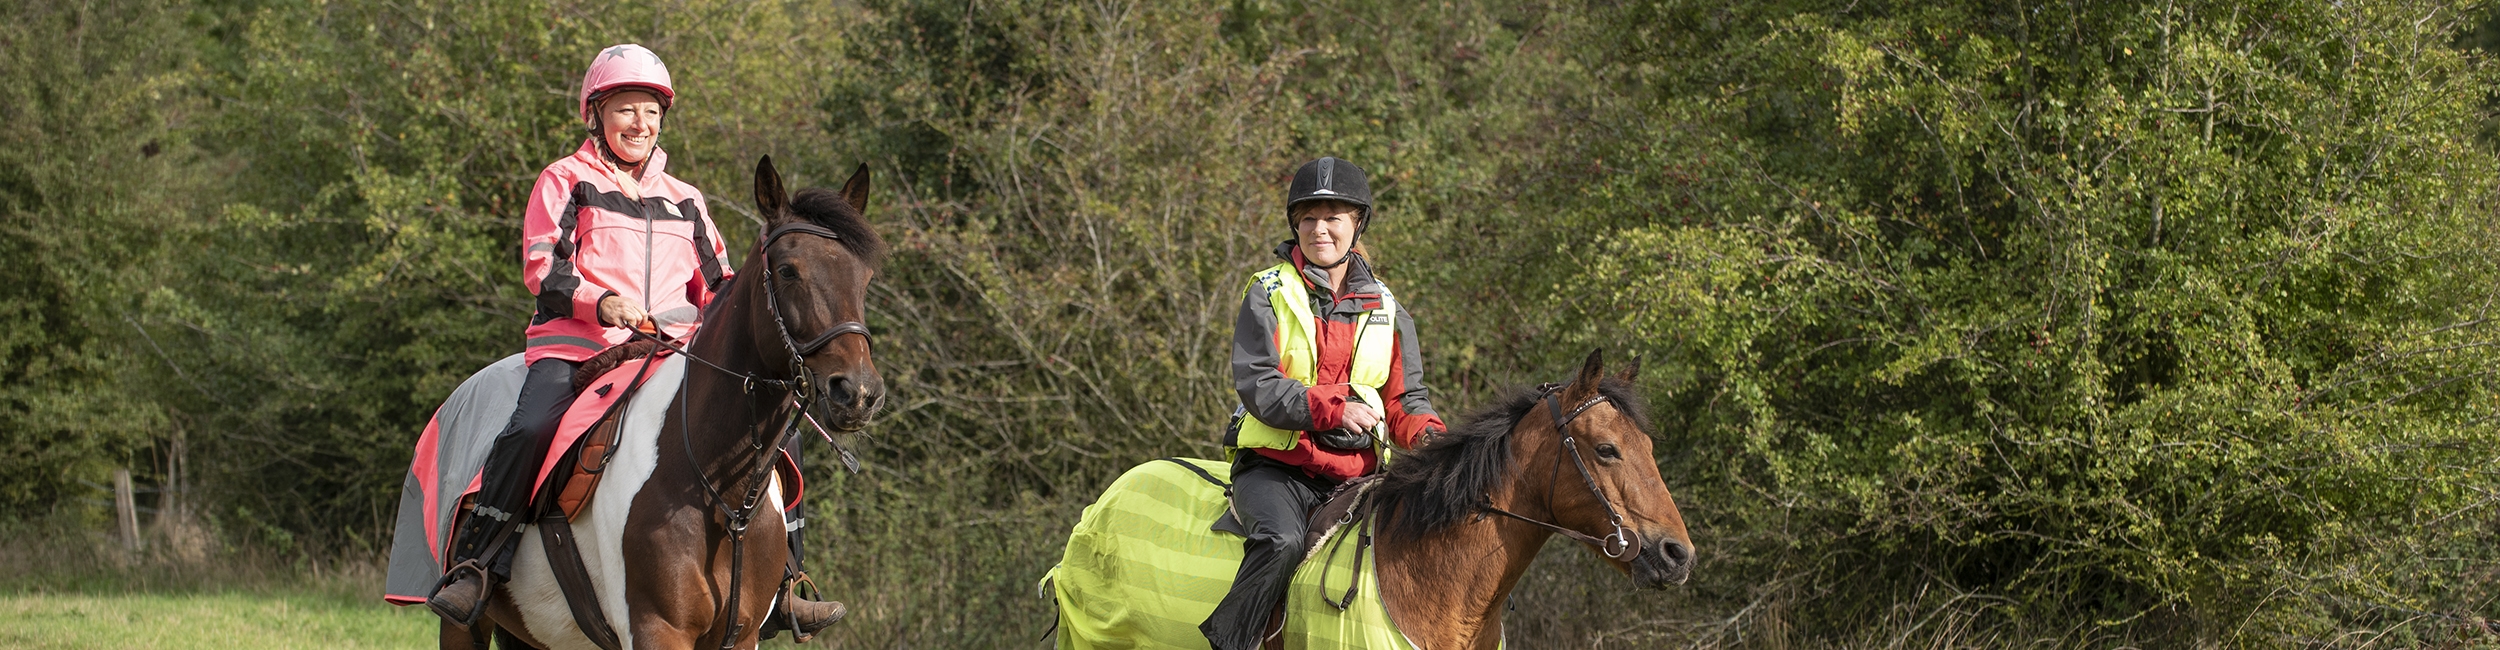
[1192,459,1379,555]
[545,341,665,520]
[545,341,804,520]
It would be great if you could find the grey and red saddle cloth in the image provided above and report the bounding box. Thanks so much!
[381,351,803,605]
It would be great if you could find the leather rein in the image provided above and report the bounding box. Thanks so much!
[626,220,871,650]
[1480,382,1643,561]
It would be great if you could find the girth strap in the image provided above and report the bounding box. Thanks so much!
[537,511,624,650]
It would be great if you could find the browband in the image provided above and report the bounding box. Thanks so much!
[763,222,845,247]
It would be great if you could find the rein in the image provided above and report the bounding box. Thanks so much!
[1480,382,1642,561]
[627,220,871,650]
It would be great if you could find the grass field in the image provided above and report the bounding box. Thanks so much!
[0,529,837,649]
[0,525,443,649]
[0,590,436,649]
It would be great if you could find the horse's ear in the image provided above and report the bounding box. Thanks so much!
[838,163,871,217]
[754,155,789,224]
[1573,348,1606,396]
[1617,354,1641,383]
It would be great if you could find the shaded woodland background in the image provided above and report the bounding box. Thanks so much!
[10,0,2500,646]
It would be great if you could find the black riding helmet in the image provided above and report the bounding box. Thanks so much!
[1285,157,1375,268]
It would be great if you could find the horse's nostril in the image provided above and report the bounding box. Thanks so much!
[1660,541,1691,565]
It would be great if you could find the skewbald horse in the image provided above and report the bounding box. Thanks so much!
[449,156,887,649]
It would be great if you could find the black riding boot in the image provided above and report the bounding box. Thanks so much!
[1200,455,1334,650]
[428,358,579,624]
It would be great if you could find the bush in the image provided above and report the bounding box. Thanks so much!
[10,0,2500,646]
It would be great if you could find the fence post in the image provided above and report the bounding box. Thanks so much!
[114,468,141,553]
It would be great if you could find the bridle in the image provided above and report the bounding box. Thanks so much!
[625,219,872,650]
[756,221,874,403]
[1481,382,1643,561]
[634,221,874,401]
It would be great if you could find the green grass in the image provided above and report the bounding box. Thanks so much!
[0,524,438,649]
[0,590,435,649]
[0,527,830,649]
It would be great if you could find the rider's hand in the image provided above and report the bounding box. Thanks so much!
[598,294,649,329]
[1312,401,1382,451]
[1338,401,1383,434]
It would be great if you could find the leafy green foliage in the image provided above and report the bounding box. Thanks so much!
[1518,0,2500,643]
[7,0,2500,645]
[0,0,195,521]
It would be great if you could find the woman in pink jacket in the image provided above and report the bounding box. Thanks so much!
[427,44,846,638]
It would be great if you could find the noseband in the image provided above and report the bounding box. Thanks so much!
[1482,382,1643,561]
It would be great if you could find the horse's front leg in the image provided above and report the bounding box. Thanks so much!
[624,507,718,649]
[440,617,488,650]
[693,515,797,648]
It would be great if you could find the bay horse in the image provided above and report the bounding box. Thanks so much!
[450,156,887,649]
[1051,349,1693,649]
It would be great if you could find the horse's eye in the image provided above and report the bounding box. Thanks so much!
[1595,443,1622,461]
[776,265,798,281]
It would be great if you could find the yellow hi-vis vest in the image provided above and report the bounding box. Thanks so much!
[1229,261,1400,456]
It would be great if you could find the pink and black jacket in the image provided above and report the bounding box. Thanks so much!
[523,139,734,363]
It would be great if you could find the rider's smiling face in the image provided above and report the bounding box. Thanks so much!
[598,89,664,164]
[1294,200,1362,268]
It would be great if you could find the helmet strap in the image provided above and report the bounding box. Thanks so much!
[1305,249,1351,270]
[590,123,650,175]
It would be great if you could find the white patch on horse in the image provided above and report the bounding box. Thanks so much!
[765,472,787,621]
[504,355,684,650]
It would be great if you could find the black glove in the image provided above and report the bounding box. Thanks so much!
[1313,427,1372,451]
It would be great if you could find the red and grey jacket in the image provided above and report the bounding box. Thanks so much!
[522,139,734,364]
[1230,240,1446,481]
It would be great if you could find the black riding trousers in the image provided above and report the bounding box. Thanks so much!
[450,357,578,579]
[1201,454,1338,650]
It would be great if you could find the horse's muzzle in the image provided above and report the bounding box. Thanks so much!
[812,372,885,432]
[1631,537,1693,588]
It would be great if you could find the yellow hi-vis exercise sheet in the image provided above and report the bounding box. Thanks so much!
[1051,458,1243,649]
[1049,458,1446,649]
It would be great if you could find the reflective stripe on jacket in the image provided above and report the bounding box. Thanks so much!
[521,139,734,363]
[1228,241,1444,481]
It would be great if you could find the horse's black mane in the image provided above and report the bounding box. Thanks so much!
[1370,376,1651,541]
[786,187,887,266]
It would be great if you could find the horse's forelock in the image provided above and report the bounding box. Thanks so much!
[786,187,887,267]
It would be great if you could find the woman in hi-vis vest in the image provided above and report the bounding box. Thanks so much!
[1201,157,1449,650]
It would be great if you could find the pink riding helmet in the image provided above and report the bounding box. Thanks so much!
[578,44,675,123]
